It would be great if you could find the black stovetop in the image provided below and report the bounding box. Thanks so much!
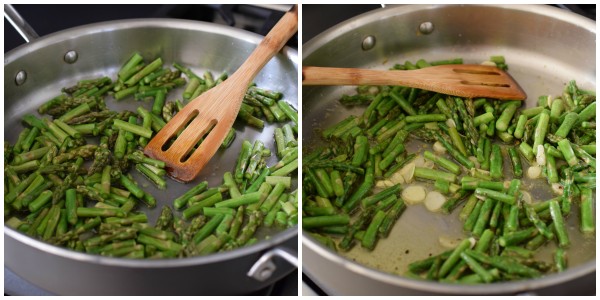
[5,267,298,296]
[5,4,297,53]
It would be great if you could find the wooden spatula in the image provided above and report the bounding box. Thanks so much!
[144,6,298,182]
[302,65,527,100]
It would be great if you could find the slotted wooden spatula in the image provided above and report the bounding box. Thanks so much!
[302,65,527,100]
[144,6,297,182]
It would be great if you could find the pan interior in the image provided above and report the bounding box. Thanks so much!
[302,6,595,278]
[4,20,298,254]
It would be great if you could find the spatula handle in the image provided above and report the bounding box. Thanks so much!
[302,66,413,86]
[232,5,298,86]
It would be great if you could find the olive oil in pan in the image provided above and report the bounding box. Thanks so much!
[334,143,595,276]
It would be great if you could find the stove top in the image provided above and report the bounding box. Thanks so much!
[5,266,298,296]
[5,4,297,53]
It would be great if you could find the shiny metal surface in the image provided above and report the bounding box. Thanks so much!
[4,4,39,42]
[14,69,27,85]
[303,234,594,295]
[302,4,595,295]
[5,18,297,295]
[63,50,78,64]
[361,36,376,51]
[247,246,299,281]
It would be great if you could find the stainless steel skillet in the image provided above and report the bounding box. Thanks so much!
[302,4,595,295]
[4,14,298,295]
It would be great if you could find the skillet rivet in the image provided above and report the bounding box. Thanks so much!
[64,50,78,64]
[15,70,27,86]
[259,268,273,280]
[419,22,434,35]
[362,35,376,51]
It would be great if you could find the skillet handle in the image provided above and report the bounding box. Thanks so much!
[4,4,39,43]
[247,246,298,282]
